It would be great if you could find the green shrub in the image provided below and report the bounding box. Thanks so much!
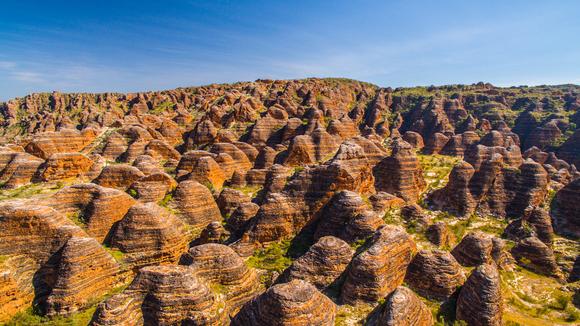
[246,240,292,272]
[127,188,138,198]
[158,193,173,207]
[548,294,569,310]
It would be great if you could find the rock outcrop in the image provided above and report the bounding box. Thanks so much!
[110,203,189,269]
[128,172,176,203]
[314,190,383,243]
[456,264,503,326]
[340,225,416,304]
[371,286,433,326]
[169,180,222,229]
[24,128,97,160]
[511,236,561,278]
[405,249,465,300]
[451,231,493,267]
[430,158,548,218]
[46,183,136,242]
[93,164,145,190]
[425,222,456,248]
[45,236,120,315]
[504,207,554,246]
[551,178,580,239]
[374,139,425,202]
[278,236,354,290]
[232,279,336,326]
[92,265,226,325]
[41,153,94,181]
[181,244,262,312]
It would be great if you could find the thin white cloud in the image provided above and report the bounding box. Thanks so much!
[10,71,45,83]
[0,61,17,69]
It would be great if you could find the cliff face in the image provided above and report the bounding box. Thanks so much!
[0,78,578,325]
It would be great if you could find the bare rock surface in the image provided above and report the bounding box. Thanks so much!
[456,263,503,326]
[371,286,433,326]
[110,203,189,269]
[231,279,336,326]
[405,249,465,300]
[340,225,416,304]
[278,236,354,290]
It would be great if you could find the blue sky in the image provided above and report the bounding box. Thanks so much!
[1,0,579,101]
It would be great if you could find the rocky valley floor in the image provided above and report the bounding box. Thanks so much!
[0,78,579,325]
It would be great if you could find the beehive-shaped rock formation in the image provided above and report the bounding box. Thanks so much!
[182,244,261,312]
[340,225,416,304]
[45,236,120,315]
[129,172,176,203]
[551,178,580,239]
[371,286,433,326]
[169,180,222,229]
[511,236,561,278]
[93,164,145,190]
[405,249,465,300]
[231,279,336,326]
[92,265,226,325]
[110,203,189,269]
[374,139,425,202]
[41,152,94,181]
[314,190,384,243]
[46,183,136,242]
[279,236,354,290]
[451,231,493,267]
[456,264,503,326]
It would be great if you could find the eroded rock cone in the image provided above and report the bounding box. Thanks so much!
[278,236,354,290]
[428,161,476,217]
[93,164,145,190]
[340,225,416,304]
[231,279,336,326]
[371,286,433,326]
[368,192,405,214]
[182,244,261,312]
[0,201,85,263]
[551,178,580,239]
[45,236,120,316]
[226,202,260,237]
[401,204,430,229]
[402,131,424,150]
[41,152,94,181]
[0,152,44,188]
[374,139,426,202]
[511,236,561,278]
[243,141,376,244]
[195,221,229,244]
[128,172,176,203]
[315,190,383,243]
[451,231,493,267]
[90,293,143,326]
[169,180,222,229]
[110,203,189,269]
[24,128,97,160]
[0,255,35,323]
[185,155,226,190]
[424,132,449,154]
[46,183,136,243]
[504,207,554,246]
[216,188,252,217]
[491,237,515,271]
[405,249,465,301]
[93,265,226,326]
[456,263,503,326]
[425,222,455,248]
